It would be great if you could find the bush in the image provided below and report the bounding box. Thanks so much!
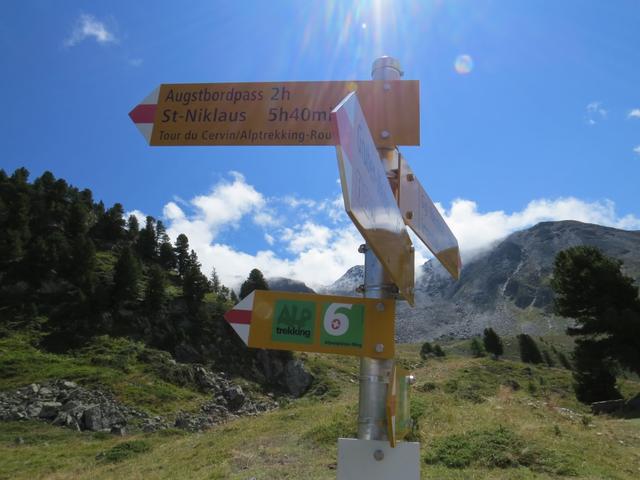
[419,341,433,359]
[470,337,485,358]
[433,344,446,357]
[425,426,575,474]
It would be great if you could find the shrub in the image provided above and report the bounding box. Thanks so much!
[419,341,433,359]
[470,337,485,358]
[425,426,575,474]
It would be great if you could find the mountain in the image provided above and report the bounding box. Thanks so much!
[323,221,640,342]
[318,265,363,296]
[267,277,315,294]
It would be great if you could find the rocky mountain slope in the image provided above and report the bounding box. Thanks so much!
[267,277,315,294]
[323,221,640,342]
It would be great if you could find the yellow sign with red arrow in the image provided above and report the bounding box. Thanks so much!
[224,290,395,359]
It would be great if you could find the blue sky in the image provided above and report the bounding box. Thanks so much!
[2,1,640,289]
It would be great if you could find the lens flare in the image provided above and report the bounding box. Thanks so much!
[454,54,473,74]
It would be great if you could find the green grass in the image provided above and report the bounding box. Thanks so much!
[0,333,207,417]
[1,334,639,479]
[96,440,152,463]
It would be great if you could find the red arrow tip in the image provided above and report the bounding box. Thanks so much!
[129,104,157,124]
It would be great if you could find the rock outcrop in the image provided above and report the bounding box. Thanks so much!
[0,366,277,433]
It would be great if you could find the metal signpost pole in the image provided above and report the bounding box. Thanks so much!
[357,56,404,442]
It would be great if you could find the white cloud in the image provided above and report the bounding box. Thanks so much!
[633,146,640,156]
[160,173,360,290]
[190,171,265,232]
[264,233,275,246]
[158,172,640,291]
[65,14,116,47]
[439,197,640,260]
[128,58,143,67]
[585,101,607,125]
[628,109,640,119]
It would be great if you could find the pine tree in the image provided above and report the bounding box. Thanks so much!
[239,268,269,299]
[517,334,543,364]
[182,258,209,311]
[210,267,221,294]
[69,236,96,293]
[67,202,89,237]
[174,234,190,278]
[552,246,640,375]
[137,216,157,261]
[145,264,167,312]
[572,339,621,403]
[127,215,139,240]
[112,246,141,303]
[155,220,169,244]
[100,203,126,242]
[483,328,504,359]
[159,241,177,270]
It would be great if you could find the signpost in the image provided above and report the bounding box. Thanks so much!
[224,290,395,359]
[398,154,462,279]
[331,91,415,305]
[130,55,460,480]
[129,81,419,147]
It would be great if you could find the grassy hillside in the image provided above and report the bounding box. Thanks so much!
[1,337,639,479]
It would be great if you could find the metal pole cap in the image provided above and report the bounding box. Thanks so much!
[371,56,403,78]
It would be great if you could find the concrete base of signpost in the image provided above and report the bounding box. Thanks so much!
[337,438,420,479]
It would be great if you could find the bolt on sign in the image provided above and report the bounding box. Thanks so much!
[331,91,415,305]
[224,290,395,359]
[398,154,461,279]
[128,81,419,148]
[386,365,412,448]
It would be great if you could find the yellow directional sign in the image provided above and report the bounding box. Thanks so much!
[332,92,415,305]
[398,154,461,279]
[129,81,419,148]
[386,365,412,448]
[224,290,395,359]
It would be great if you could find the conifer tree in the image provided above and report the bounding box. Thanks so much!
[174,234,190,278]
[145,264,167,312]
[483,328,504,359]
[137,216,157,261]
[127,215,139,240]
[517,334,543,364]
[67,202,89,237]
[100,203,126,242]
[159,241,177,270]
[552,246,640,375]
[155,220,169,244]
[572,339,621,403]
[112,246,141,303]
[182,253,209,310]
[239,268,269,299]
[70,236,96,293]
[210,267,221,294]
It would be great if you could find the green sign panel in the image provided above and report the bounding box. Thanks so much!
[271,299,315,344]
[320,303,365,348]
